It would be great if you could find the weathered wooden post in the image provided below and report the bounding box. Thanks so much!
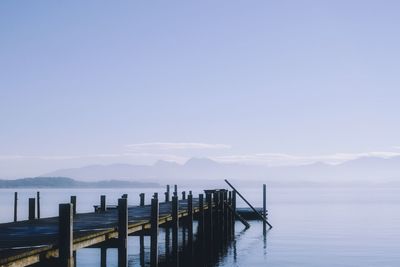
[198,193,205,262]
[153,192,158,200]
[221,190,226,241]
[140,193,145,206]
[151,197,159,267]
[198,194,205,239]
[140,234,145,266]
[232,191,236,235]
[172,195,179,266]
[165,185,170,202]
[174,184,178,197]
[70,196,77,215]
[14,192,18,222]
[100,195,106,212]
[73,251,77,267]
[205,191,214,260]
[187,193,194,260]
[227,191,232,239]
[182,191,186,200]
[118,198,128,267]
[29,198,35,221]
[223,190,228,242]
[59,203,73,267]
[122,194,128,199]
[213,191,221,240]
[205,192,213,242]
[37,191,41,219]
[100,247,107,267]
[165,227,170,263]
[263,184,267,235]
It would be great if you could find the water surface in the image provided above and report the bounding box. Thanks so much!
[1,187,399,266]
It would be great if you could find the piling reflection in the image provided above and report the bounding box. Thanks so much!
[48,222,268,267]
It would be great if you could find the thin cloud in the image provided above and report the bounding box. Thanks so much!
[0,153,188,164]
[212,151,400,166]
[126,142,231,151]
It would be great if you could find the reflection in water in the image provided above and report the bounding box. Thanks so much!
[68,221,268,267]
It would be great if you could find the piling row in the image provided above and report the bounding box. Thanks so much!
[2,184,268,267]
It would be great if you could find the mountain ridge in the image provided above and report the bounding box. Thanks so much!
[36,156,400,186]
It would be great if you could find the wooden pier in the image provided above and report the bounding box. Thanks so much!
[0,184,270,267]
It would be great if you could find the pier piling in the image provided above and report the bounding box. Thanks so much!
[140,235,145,266]
[150,197,159,267]
[59,203,73,267]
[227,191,232,239]
[100,247,107,267]
[14,192,17,222]
[29,198,35,221]
[140,193,145,206]
[172,195,179,266]
[232,190,236,234]
[37,192,40,219]
[263,184,267,235]
[118,198,128,267]
[205,192,213,242]
[187,193,194,259]
[100,195,106,212]
[70,196,77,215]
[165,185,170,202]
[0,184,270,267]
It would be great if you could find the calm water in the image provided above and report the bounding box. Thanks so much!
[1,186,399,266]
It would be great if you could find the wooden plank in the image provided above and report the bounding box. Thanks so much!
[0,197,209,267]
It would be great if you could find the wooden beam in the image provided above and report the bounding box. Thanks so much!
[225,179,272,229]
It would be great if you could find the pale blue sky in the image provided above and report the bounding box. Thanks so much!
[1,1,400,177]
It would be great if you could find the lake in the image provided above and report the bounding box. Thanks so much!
[1,186,399,266]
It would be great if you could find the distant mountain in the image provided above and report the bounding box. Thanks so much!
[38,156,400,187]
[0,177,160,188]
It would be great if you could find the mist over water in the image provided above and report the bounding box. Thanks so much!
[1,186,399,266]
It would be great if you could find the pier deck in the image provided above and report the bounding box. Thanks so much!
[0,198,203,267]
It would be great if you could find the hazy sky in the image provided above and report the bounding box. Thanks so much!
[1,1,400,178]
